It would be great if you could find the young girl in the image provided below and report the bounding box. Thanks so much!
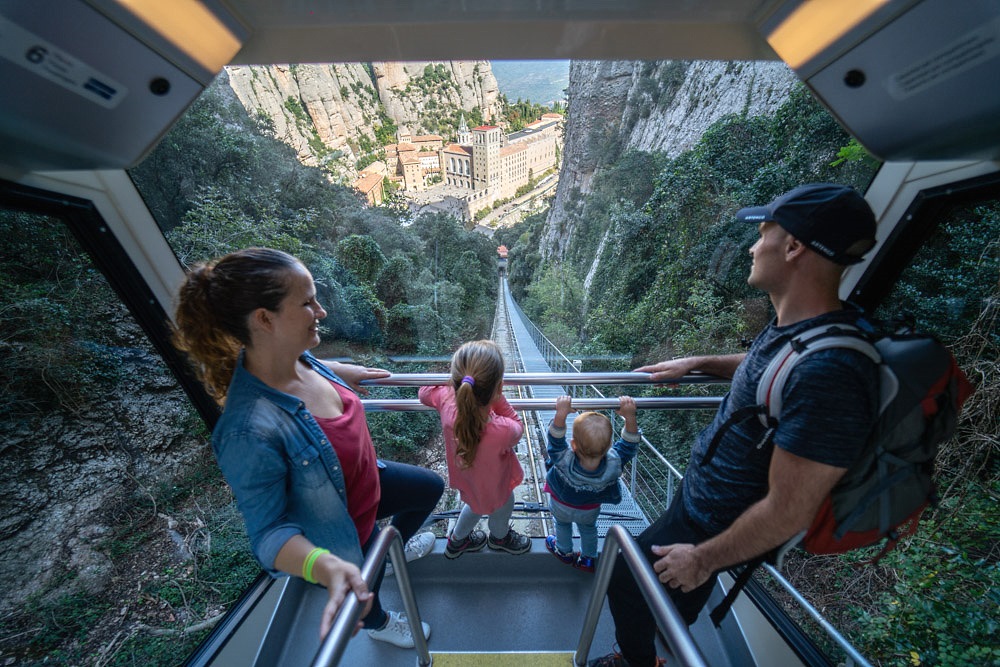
[418,340,531,558]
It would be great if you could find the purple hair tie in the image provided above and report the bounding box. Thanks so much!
[461,375,475,386]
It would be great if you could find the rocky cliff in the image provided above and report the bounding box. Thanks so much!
[542,60,799,260]
[225,61,502,181]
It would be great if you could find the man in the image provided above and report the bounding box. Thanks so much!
[590,183,881,667]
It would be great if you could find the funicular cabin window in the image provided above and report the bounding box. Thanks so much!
[0,206,259,664]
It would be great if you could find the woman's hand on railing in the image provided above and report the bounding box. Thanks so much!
[324,361,391,396]
[314,554,373,640]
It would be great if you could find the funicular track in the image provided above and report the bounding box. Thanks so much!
[491,275,552,537]
[491,277,655,538]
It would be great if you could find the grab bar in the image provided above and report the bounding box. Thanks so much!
[361,396,724,412]
[310,526,430,667]
[575,525,709,667]
[360,371,730,387]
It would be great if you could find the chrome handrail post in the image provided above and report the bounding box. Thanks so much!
[391,533,432,666]
[574,529,620,666]
[310,526,431,667]
[574,526,709,667]
[629,455,638,497]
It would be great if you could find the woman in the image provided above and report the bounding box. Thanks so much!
[172,247,444,647]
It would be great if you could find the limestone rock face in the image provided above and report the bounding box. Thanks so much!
[625,61,798,156]
[225,61,502,182]
[541,60,798,261]
[374,61,502,124]
[226,63,380,181]
[542,61,635,260]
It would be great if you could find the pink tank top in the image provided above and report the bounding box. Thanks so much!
[314,381,381,543]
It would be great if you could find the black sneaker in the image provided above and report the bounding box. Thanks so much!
[487,526,531,554]
[444,529,487,559]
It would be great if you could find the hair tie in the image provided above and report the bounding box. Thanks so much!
[461,375,475,386]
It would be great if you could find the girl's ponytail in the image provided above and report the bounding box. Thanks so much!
[451,340,505,467]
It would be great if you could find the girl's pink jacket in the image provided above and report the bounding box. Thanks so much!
[418,385,524,514]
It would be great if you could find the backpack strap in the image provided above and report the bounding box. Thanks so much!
[757,324,881,427]
[710,553,767,627]
[699,404,771,466]
[708,529,806,626]
[700,324,879,467]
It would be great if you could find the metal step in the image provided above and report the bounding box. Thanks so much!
[430,652,574,666]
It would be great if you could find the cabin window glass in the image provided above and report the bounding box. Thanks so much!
[0,206,257,663]
[874,197,1000,344]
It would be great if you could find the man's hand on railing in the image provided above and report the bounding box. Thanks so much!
[636,353,745,382]
[650,543,711,594]
[634,358,700,385]
[315,556,373,640]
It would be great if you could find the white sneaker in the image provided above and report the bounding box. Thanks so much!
[366,609,431,648]
[385,531,436,576]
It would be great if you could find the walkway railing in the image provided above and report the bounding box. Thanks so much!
[361,371,723,520]
[310,526,430,667]
[575,525,710,667]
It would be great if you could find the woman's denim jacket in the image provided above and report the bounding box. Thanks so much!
[212,350,365,575]
[545,423,640,507]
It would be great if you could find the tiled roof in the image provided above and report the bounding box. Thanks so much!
[352,172,383,192]
[500,143,527,157]
[443,143,473,156]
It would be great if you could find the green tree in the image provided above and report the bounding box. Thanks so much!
[335,234,388,285]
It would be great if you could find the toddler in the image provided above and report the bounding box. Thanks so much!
[545,395,639,572]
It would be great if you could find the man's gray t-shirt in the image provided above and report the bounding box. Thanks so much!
[682,310,880,535]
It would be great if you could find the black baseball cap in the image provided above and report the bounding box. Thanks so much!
[736,183,877,265]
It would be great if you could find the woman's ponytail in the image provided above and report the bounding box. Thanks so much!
[171,248,301,404]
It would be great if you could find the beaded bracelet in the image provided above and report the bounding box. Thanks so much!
[303,547,330,584]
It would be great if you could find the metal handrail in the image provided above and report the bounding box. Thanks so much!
[359,371,730,387]
[575,525,709,667]
[310,526,431,667]
[360,396,724,412]
[762,564,873,667]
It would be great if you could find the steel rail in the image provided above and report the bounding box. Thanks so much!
[359,371,729,387]
[762,564,874,667]
[575,525,709,667]
[361,396,724,412]
[310,526,430,667]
